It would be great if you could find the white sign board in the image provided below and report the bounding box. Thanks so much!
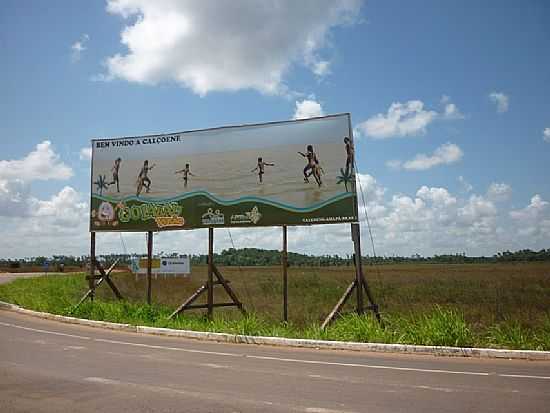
[130,256,191,275]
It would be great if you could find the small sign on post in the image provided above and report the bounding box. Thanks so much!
[130,256,191,276]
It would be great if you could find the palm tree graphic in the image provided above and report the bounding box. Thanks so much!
[94,174,108,195]
[336,168,355,192]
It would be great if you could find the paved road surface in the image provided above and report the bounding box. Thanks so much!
[1,310,549,413]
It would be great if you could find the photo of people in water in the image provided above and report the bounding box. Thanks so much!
[91,114,356,209]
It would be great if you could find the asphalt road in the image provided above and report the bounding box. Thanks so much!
[0,310,549,413]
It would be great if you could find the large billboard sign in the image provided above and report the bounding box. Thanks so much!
[90,113,357,232]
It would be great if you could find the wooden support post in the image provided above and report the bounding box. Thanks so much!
[351,223,364,314]
[207,227,214,318]
[321,223,382,329]
[212,265,245,314]
[89,232,96,302]
[72,259,122,313]
[321,279,356,330]
[169,227,244,319]
[282,225,288,322]
[147,231,153,305]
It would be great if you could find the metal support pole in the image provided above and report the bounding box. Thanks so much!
[351,223,364,314]
[207,227,214,318]
[89,232,96,302]
[282,225,288,322]
[147,231,153,305]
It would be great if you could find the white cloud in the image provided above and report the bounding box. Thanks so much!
[293,99,324,119]
[510,194,548,221]
[31,186,88,227]
[102,0,361,95]
[442,102,464,120]
[312,60,331,77]
[385,159,402,170]
[80,147,92,161]
[355,97,464,139]
[489,91,509,113]
[0,141,73,183]
[509,194,550,238]
[543,127,550,143]
[0,141,73,218]
[388,143,463,171]
[417,186,457,207]
[440,95,464,120]
[458,176,473,193]
[71,34,89,62]
[1,175,549,258]
[355,100,437,139]
[0,179,32,217]
[487,182,512,202]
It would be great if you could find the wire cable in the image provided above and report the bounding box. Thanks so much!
[353,162,385,302]
[226,228,256,313]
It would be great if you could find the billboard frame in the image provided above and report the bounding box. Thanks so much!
[84,114,380,326]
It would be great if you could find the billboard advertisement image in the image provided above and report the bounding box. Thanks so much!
[90,114,357,231]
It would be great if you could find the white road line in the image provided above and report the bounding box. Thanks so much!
[304,408,357,413]
[499,373,550,380]
[0,320,91,340]
[2,319,549,381]
[245,354,490,376]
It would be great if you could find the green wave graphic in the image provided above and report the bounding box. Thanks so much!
[92,190,354,213]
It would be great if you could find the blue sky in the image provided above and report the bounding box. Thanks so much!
[1,0,549,258]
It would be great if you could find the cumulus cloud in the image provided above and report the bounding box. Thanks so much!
[1,174,549,258]
[355,100,437,139]
[489,91,509,113]
[0,141,72,183]
[487,183,512,202]
[0,186,89,257]
[0,141,73,218]
[293,99,324,119]
[510,194,548,221]
[101,0,361,95]
[31,186,88,227]
[509,194,550,238]
[388,143,463,171]
[355,97,463,139]
[0,179,32,217]
[71,34,89,62]
[80,147,92,161]
[543,128,550,143]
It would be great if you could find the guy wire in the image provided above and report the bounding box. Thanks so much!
[354,162,385,301]
[226,228,256,313]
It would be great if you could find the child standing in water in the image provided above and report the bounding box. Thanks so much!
[251,157,274,183]
[344,137,354,175]
[109,158,122,192]
[298,145,322,187]
[136,160,155,196]
[174,163,195,188]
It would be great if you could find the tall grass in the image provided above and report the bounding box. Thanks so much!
[0,264,549,350]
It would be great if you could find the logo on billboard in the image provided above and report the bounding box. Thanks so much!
[201,208,225,225]
[91,201,119,228]
[98,202,115,222]
[230,206,262,225]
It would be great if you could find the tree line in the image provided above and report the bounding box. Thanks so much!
[1,248,550,269]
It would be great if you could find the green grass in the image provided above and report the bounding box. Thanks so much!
[0,263,549,350]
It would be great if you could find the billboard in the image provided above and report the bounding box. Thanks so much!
[90,113,357,231]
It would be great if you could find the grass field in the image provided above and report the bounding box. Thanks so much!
[0,263,549,350]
